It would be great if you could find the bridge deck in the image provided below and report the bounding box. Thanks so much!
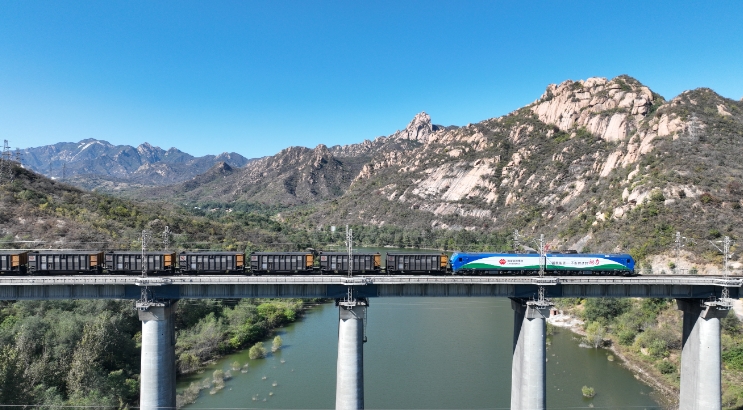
[0,275,740,300]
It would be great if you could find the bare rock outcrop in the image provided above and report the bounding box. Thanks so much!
[531,76,656,141]
[391,112,438,143]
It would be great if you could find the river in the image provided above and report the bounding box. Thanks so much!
[177,248,662,409]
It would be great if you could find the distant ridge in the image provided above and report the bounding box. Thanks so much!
[20,139,253,187]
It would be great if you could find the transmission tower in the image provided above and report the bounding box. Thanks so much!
[140,229,152,278]
[674,232,693,273]
[513,229,521,251]
[162,226,171,251]
[688,113,700,140]
[707,236,735,303]
[345,224,353,279]
[0,140,12,183]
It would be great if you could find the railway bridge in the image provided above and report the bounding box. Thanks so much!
[1,274,741,410]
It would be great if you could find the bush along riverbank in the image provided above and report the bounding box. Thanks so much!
[174,299,321,375]
[552,298,743,409]
[173,299,325,408]
[0,298,323,409]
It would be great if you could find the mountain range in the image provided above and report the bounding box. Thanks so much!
[14,75,743,272]
[20,139,252,188]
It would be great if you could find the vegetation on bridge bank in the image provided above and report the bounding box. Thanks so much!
[0,298,316,409]
[554,298,743,409]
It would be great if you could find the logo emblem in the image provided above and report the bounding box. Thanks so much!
[499,259,507,265]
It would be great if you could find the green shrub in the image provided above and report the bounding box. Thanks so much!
[650,190,665,203]
[583,298,631,323]
[272,335,283,352]
[618,329,637,346]
[722,347,743,371]
[248,342,267,360]
[647,338,669,358]
[581,386,595,398]
[656,360,676,374]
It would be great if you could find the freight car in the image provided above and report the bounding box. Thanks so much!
[180,251,245,274]
[450,252,635,275]
[318,252,381,274]
[249,252,314,274]
[0,251,28,275]
[27,251,104,274]
[386,252,449,275]
[105,251,176,275]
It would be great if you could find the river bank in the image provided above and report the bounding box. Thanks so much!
[548,310,678,409]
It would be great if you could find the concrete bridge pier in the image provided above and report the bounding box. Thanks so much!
[510,298,552,410]
[137,300,177,410]
[335,298,368,410]
[677,299,730,410]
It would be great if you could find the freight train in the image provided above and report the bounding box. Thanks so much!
[0,249,635,276]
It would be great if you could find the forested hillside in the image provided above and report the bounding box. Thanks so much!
[0,299,311,408]
[0,163,306,251]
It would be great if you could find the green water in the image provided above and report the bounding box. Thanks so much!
[177,298,662,409]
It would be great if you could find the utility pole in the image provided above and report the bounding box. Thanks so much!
[62,162,66,180]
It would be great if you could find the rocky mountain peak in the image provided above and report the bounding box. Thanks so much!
[136,142,166,162]
[312,144,331,168]
[393,112,436,143]
[532,75,658,141]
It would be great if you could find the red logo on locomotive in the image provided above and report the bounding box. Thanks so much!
[499,259,507,265]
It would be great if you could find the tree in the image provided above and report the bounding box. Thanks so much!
[584,322,606,348]
[272,335,283,352]
[249,342,267,360]
[0,346,32,404]
[583,298,631,323]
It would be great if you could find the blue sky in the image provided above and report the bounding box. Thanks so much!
[1,1,742,158]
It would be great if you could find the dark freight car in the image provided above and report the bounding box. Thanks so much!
[386,253,449,274]
[318,252,381,274]
[179,251,245,274]
[0,251,28,274]
[28,251,104,274]
[105,251,176,275]
[250,252,314,274]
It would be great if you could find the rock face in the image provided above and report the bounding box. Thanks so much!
[298,75,743,255]
[390,112,439,143]
[21,139,251,186]
[531,76,656,141]
[47,74,743,258]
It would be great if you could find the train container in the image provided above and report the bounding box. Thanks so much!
[249,252,314,274]
[105,251,176,275]
[179,251,245,274]
[386,252,449,274]
[451,252,635,275]
[318,252,381,274]
[0,251,28,274]
[28,251,104,274]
